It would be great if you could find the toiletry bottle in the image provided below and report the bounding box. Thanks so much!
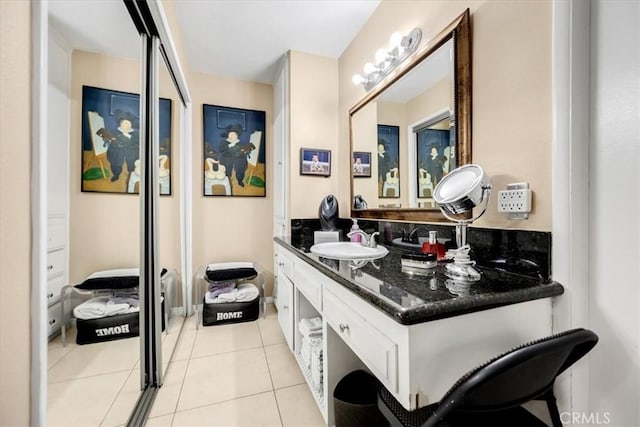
[350,219,361,242]
[422,231,438,255]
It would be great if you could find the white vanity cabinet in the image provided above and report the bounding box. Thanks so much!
[274,240,555,425]
[274,245,294,351]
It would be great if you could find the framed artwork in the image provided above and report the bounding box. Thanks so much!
[202,104,266,197]
[352,151,371,177]
[300,148,331,177]
[377,124,400,198]
[416,128,452,199]
[81,85,172,195]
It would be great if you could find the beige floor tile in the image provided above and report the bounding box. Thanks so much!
[48,336,140,382]
[177,347,272,412]
[171,327,196,362]
[172,391,282,427]
[183,312,199,330]
[275,384,326,427]
[190,321,263,359]
[48,345,73,370]
[47,371,130,427]
[162,315,185,357]
[264,343,305,389]
[149,360,189,418]
[146,414,174,426]
[258,309,286,347]
[101,368,141,427]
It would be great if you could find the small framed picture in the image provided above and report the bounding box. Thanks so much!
[352,151,371,177]
[300,148,331,177]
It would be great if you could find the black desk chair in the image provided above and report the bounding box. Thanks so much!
[378,328,598,427]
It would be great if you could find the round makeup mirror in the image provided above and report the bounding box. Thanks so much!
[433,164,491,281]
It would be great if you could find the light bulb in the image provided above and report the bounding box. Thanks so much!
[352,74,366,85]
[375,48,388,65]
[363,62,377,75]
[390,32,403,47]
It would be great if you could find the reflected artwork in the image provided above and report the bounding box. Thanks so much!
[377,124,400,198]
[81,86,172,195]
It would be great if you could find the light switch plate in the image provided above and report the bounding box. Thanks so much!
[498,182,532,220]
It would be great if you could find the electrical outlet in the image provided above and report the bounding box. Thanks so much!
[498,182,532,220]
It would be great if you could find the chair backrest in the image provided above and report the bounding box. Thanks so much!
[427,328,598,425]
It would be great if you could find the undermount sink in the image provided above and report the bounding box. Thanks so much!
[309,242,389,260]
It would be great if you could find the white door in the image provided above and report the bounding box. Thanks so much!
[587,2,639,425]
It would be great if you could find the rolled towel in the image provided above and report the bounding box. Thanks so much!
[74,296,132,320]
[235,283,259,302]
[208,282,236,298]
[216,288,239,303]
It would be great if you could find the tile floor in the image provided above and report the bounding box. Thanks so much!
[47,304,326,426]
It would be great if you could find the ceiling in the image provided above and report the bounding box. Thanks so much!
[49,0,380,85]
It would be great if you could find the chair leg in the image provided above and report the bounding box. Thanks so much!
[544,389,562,427]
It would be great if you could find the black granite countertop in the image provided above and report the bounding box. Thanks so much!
[274,236,564,325]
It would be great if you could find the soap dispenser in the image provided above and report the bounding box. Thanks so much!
[349,219,361,243]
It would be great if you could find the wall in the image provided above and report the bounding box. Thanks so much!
[190,71,274,295]
[0,1,32,424]
[339,0,552,231]
[289,51,340,219]
[68,51,182,283]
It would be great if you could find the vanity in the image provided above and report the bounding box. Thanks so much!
[273,236,563,425]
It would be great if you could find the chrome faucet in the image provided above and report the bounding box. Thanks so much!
[347,230,380,248]
[407,227,428,243]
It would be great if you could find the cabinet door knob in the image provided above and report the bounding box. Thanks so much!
[47,265,54,271]
[283,305,289,310]
[278,262,285,267]
[48,293,54,298]
[339,323,349,333]
[49,319,56,325]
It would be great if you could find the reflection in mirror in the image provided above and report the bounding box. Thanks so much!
[47,2,142,425]
[159,55,185,377]
[350,9,470,222]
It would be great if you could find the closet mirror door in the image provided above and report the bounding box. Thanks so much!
[158,56,186,375]
[47,2,145,425]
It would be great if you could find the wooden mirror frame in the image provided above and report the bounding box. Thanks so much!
[349,9,471,222]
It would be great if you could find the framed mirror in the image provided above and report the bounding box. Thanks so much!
[350,9,471,222]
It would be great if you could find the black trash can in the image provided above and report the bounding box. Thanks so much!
[333,370,388,426]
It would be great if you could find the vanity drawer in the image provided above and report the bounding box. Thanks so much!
[46,248,65,278]
[47,301,62,336]
[324,288,398,392]
[275,246,294,280]
[292,260,322,312]
[47,275,65,304]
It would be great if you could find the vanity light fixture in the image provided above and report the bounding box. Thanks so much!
[433,164,492,282]
[352,28,422,91]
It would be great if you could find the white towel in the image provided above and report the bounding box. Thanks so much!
[205,283,259,304]
[205,290,238,304]
[73,296,137,320]
[236,283,259,302]
[206,262,253,271]
[216,288,239,303]
[299,317,322,336]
